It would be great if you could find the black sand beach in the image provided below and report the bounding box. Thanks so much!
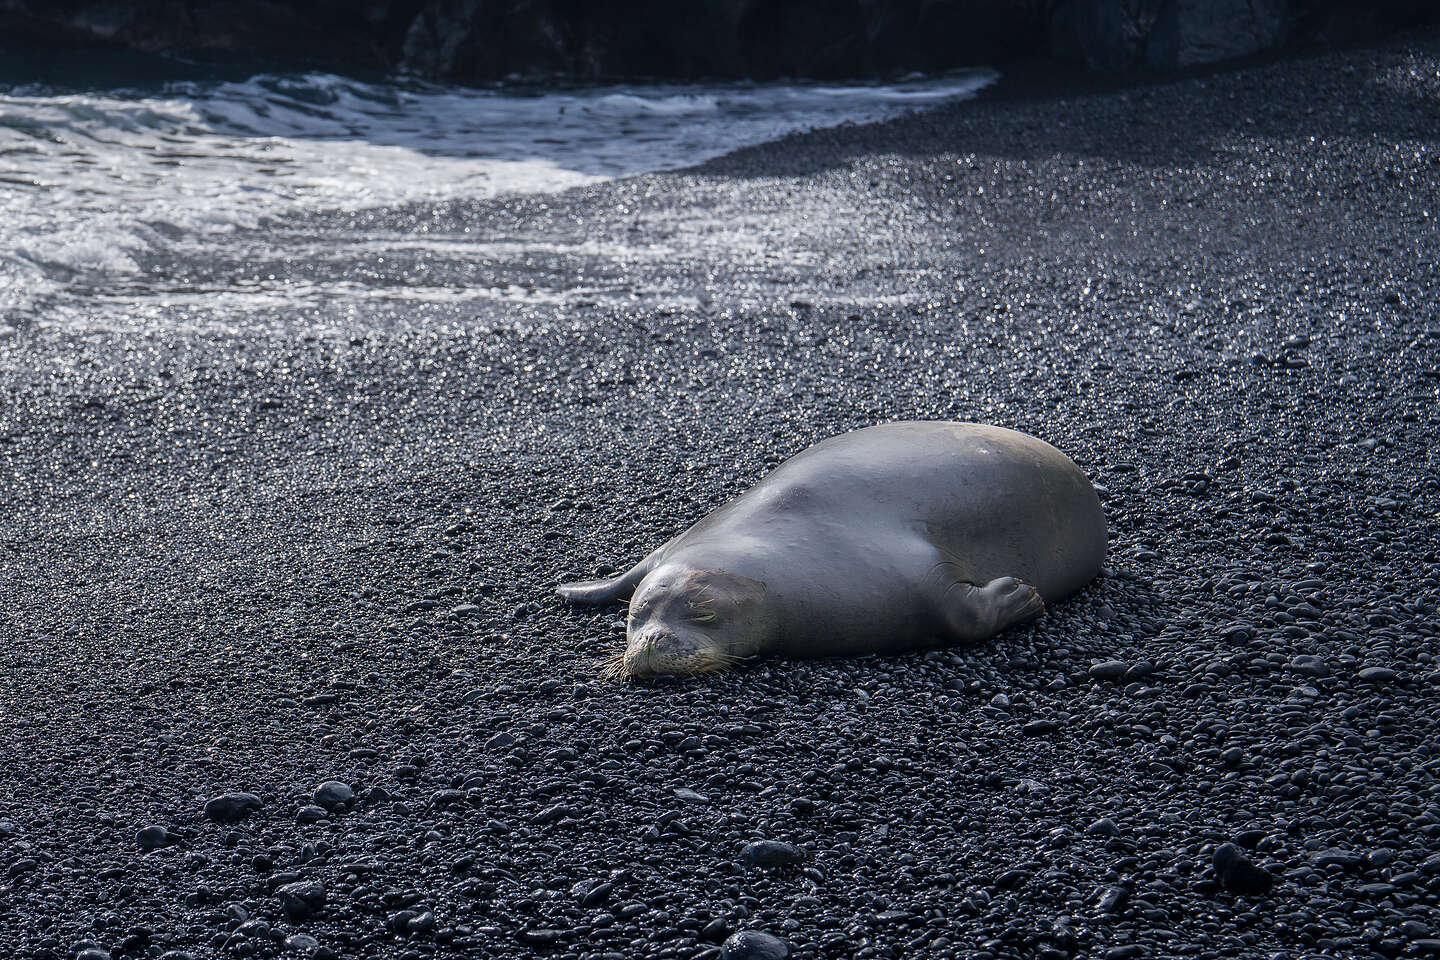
[2,25,1440,960]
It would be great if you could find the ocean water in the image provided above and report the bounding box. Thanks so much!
[0,68,994,333]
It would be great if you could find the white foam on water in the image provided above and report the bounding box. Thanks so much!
[0,68,995,324]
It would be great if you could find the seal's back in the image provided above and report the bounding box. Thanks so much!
[736,421,1107,602]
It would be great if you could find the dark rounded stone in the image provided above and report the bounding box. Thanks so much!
[485,732,517,750]
[295,805,330,824]
[1096,885,1129,914]
[1122,660,1156,682]
[283,934,321,956]
[276,879,326,920]
[203,792,262,823]
[580,881,613,907]
[1088,660,1129,682]
[1288,655,1329,677]
[313,780,354,810]
[741,841,804,868]
[721,929,790,960]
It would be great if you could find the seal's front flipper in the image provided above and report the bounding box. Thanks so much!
[557,559,650,606]
[936,576,1045,643]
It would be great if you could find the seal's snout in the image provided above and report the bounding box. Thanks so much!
[622,627,679,678]
[620,625,726,679]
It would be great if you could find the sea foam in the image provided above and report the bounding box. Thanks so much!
[0,69,994,324]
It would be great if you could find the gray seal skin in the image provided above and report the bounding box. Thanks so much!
[559,421,1106,679]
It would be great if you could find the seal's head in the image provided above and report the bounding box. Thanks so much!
[608,566,770,679]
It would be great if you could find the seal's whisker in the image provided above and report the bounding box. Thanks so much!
[594,648,631,682]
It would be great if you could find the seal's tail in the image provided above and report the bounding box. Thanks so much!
[557,558,650,605]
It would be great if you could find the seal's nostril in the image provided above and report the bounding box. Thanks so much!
[637,629,671,651]
[625,633,660,663]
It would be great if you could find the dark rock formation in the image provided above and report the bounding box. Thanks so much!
[395,0,1046,81]
[1050,0,1287,72]
[0,0,416,63]
[0,0,1435,82]
[1048,0,1433,73]
[1048,0,1158,73]
[1148,0,1287,70]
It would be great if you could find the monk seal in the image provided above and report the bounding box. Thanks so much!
[558,421,1106,678]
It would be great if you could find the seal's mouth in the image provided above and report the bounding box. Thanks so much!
[596,640,742,681]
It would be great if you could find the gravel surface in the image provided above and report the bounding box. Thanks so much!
[3,25,1440,960]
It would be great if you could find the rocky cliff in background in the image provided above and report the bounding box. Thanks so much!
[1050,0,1288,72]
[395,0,1046,80]
[3,0,1435,82]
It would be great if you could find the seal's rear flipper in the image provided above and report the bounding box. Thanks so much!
[557,559,650,606]
[556,578,629,605]
[936,576,1045,642]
